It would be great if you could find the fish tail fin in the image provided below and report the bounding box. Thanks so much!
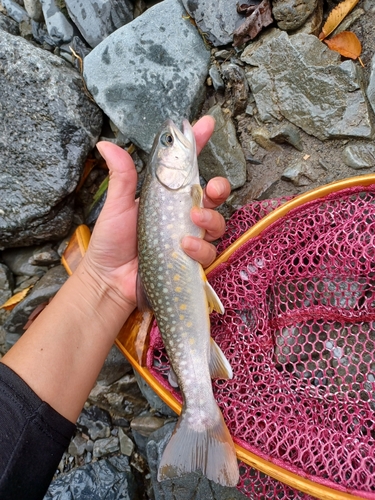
[157,406,239,487]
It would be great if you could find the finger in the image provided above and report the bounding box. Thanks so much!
[190,207,226,242]
[181,236,217,268]
[203,177,231,209]
[96,141,138,211]
[193,116,215,155]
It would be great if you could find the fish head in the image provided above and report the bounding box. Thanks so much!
[148,119,198,190]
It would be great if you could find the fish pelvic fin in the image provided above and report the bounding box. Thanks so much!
[158,406,239,487]
[200,267,225,314]
[209,338,233,379]
[191,184,203,208]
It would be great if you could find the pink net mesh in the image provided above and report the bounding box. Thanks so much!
[147,185,375,499]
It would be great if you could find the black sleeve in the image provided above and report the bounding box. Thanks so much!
[0,363,76,500]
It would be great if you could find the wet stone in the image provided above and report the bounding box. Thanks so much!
[272,0,318,31]
[197,104,246,189]
[342,144,375,169]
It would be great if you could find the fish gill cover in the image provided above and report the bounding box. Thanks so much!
[148,186,375,499]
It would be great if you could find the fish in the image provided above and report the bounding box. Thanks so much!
[137,119,239,487]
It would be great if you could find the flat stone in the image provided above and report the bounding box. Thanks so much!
[244,31,373,141]
[3,265,68,347]
[119,428,135,456]
[83,0,210,152]
[130,414,166,437]
[1,0,29,22]
[68,435,88,456]
[65,0,133,48]
[40,0,75,44]
[197,104,246,189]
[270,123,303,151]
[0,11,20,34]
[209,65,225,92]
[45,456,138,500]
[93,436,119,458]
[23,0,43,22]
[181,0,244,46]
[342,144,375,169]
[272,0,318,31]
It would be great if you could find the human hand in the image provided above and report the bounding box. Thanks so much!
[82,116,230,313]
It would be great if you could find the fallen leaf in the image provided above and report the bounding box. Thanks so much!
[237,2,257,16]
[233,0,273,47]
[303,154,311,160]
[319,0,360,40]
[324,31,362,60]
[0,286,33,311]
[61,225,91,276]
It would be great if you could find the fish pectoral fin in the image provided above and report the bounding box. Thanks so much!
[205,280,225,314]
[168,366,179,388]
[158,404,239,487]
[191,184,203,208]
[209,338,233,379]
[136,273,152,312]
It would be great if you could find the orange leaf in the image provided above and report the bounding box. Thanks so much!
[61,225,91,276]
[324,31,362,60]
[319,0,360,40]
[0,286,33,311]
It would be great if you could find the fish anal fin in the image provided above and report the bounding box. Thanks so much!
[136,273,152,312]
[158,407,239,487]
[209,337,233,379]
[191,184,203,208]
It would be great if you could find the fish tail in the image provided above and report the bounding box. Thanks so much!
[157,405,239,487]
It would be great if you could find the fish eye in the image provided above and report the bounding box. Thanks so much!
[160,132,174,147]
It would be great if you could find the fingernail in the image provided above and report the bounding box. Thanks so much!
[182,237,200,252]
[214,180,227,197]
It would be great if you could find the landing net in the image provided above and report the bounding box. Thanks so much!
[147,185,375,499]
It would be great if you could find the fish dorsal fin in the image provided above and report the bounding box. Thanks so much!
[136,273,152,312]
[209,337,233,379]
[191,184,203,208]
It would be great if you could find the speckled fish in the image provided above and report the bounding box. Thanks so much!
[137,119,239,487]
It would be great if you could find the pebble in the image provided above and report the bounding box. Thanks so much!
[342,145,375,169]
[119,428,135,456]
[1,0,29,22]
[40,0,75,44]
[68,435,88,456]
[93,436,120,458]
[272,0,318,31]
[270,123,304,152]
[130,414,166,437]
[209,65,225,92]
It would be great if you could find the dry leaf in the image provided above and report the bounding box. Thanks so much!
[319,0,360,40]
[61,225,91,276]
[0,286,33,311]
[324,31,362,60]
[233,0,273,47]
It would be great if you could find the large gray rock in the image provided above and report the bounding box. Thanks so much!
[44,456,139,500]
[198,104,247,189]
[242,31,373,141]
[181,0,244,46]
[3,265,68,348]
[0,30,102,248]
[147,423,247,500]
[65,0,133,48]
[84,0,210,152]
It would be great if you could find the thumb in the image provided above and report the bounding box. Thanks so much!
[96,141,138,211]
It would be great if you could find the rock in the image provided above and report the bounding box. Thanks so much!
[65,0,133,47]
[77,405,112,438]
[45,456,139,500]
[93,436,119,458]
[0,11,20,34]
[23,0,43,22]
[281,159,317,186]
[40,0,75,44]
[0,30,102,248]
[342,144,375,169]
[181,0,243,47]
[2,265,68,348]
[97,345,132,386]
[331,8,365,36]
[252,127,282,151]
[29,246,60,266]
[146,423,248,500]
[272,0,318,31]
[367,54,375,116]
[2,246,50,277]
[130,414,166,437]
[0,263,14,304]
[270,123,304,151]
[291,0,322,36]
[119,428,135,456]
[198,104,246,189]
[243,31,373,141]
[209,65,225,92]
[83,0,210,152]
[1,0,29,22]
[133,370,177,417]
[220,63,249,116]
[68,434,88,456]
